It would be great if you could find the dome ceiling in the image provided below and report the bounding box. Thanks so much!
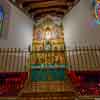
[10,0,80,19]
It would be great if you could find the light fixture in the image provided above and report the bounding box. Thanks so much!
[12,0,16,3]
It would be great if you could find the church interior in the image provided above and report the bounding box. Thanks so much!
[0,0,100,99]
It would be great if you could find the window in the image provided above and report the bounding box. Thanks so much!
[0,6,4,38]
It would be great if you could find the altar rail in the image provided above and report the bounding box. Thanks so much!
[66,45,100,71]
[0,48,30,72]
[0,46,100,71]
[31,45,100,71]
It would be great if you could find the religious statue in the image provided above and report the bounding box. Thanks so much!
[45,40,52,51]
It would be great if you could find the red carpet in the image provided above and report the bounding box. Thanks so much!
[0,72,28,97]
[68,71,100,96]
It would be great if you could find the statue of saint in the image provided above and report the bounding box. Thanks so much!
[45,40,51,50]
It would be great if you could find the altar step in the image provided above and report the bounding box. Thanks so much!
[17,80,77,100]
[18,91,76,100]
[31,81,74,92]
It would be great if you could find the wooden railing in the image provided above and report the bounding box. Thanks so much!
[0,48,30,72]
[30,45,100,71]
[66,45,100,71]
[0,46,100,71]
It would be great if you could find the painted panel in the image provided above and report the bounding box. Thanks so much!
[31,52,66,65]
[31,68,66,82]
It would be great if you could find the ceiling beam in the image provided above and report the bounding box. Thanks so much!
[16,0,64,4]
[25,0,67,10]
[32,7,67,16]
[28,5,68,13]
